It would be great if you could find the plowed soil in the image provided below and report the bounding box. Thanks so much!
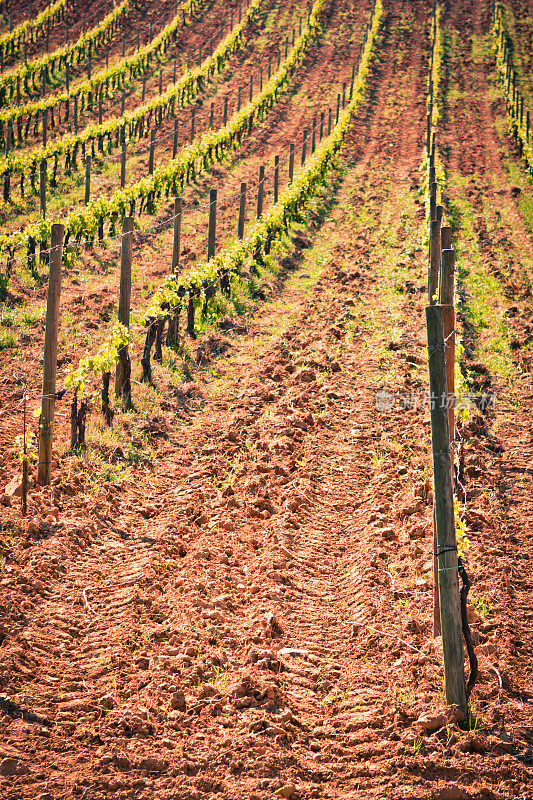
[1,0,533,799]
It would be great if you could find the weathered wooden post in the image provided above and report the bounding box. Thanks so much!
[238,182,246,239]
[37,224,64,485]
[288,142,295,184]
[301,129,308,165]
[274,154,279,203]
[148,129,155,175]
[429,205,442,304]
[426,305,466,715]
[84,155,91,204]
[207,188,217,261]
[40,159,47,218]
[120,143,127,188]
[172,197,182,274]
[190,107,195,142]
[256,165,265,218]
[115,217,133,407]
[173,118,179,158]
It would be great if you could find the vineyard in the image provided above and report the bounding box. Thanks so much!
[0,0,532,796]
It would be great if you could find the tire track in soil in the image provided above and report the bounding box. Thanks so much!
[0,2,443,798]
[2,0,533,798]
[440,0,533,763]
[0,0,370,493]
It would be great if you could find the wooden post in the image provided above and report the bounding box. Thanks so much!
[249,73,253,102]
[172,197,182,274]
[142,76,146,102]
[40,159,47,218]
[37,224,64,486]
[120,143,126,188]
[66,62,69,94]
[74,94,78,133]
[115,217,133,404]
[190,107,195,142]
[288,142,295,184]
[42,108,48,146]
[441,226,452,250]
[84,155,91,205]
[209,102,214,129]
[342,82,346,108]
[429,205,442,304]
[336,93,340,123]
[238,182,246,239]
[207,188,217,260]
[256,165,265,218]
[311,116,316,153]
[440,248,456,439]
[237,86,241,111]
[426,305,466,715]
[301,130,308,165]
[173,118,179,158]
[320,111,324,141]
[328,108,332,135]
[148,129,155,174]
[121,88,125,116]
[274,155,279,203]
[159,69,163,95]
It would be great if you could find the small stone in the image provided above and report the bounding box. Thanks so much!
[199,683,218,699]
[36,794,54,800]
[170,691,186,711]
[4,476,22,498]
[139,757,167,773]
[0,758,19,777]
[330,361,341,373]
[278,783,296,798]
[114,755,131,771]
[374,527,398,541]
[415,713,446,733]
[134,656,150,670]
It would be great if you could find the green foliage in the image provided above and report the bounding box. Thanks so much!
[0,0,315,258]
[65,322,130,396]
[0,0,129,102]
[492,3,533,175]
[140,0,383,325]
[0,0,67,56]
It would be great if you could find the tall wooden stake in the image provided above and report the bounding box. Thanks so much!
[238,182,246,239]
[207,188,217,260]
[172,197,182,274]
[426,305,466,715]
[115,217,133,407]
[256,165,265,218]
[37,224,64,485]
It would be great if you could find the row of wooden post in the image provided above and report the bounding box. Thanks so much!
[425,0,467,716]
[492,3,532,174]
[36,111,324,481]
